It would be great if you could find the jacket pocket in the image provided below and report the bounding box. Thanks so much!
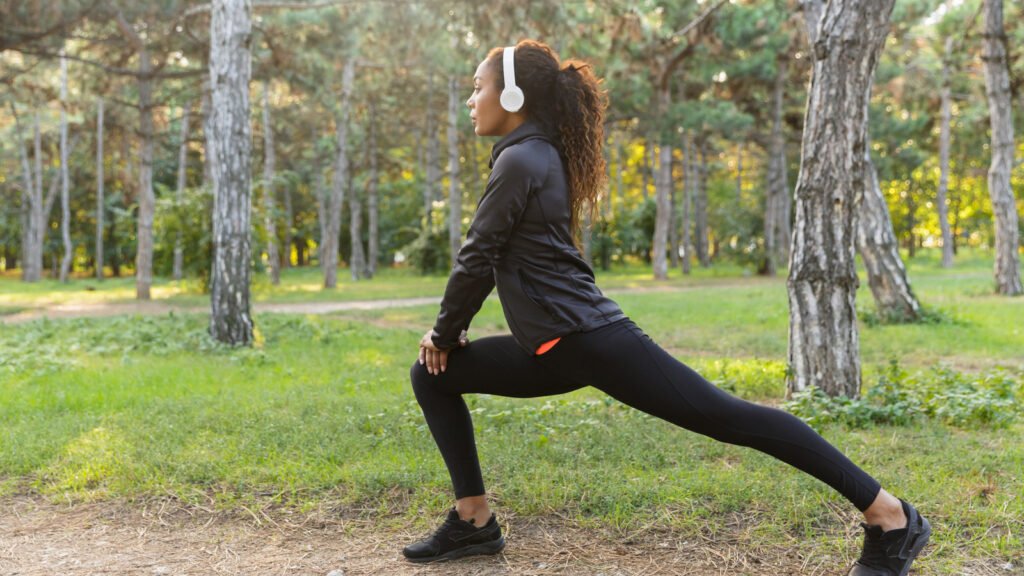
[518,268,560,322]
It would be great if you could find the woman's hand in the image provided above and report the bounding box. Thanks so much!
[419,329,469,375]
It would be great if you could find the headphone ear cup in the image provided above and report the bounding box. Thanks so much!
[501,86,525,112]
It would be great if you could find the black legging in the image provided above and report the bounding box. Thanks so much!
[410,316,882,512]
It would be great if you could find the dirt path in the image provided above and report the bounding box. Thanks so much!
[0,495,867,576]
[0,282,761,326]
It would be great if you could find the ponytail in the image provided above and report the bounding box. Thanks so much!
[554,61,609,254]
[486,41,610,254]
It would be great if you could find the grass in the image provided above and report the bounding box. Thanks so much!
[1,248,1022,574]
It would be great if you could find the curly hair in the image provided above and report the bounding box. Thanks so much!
[484,40,609,255]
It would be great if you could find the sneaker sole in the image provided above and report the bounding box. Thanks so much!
[897,516,932,576]
[404,536,506,564]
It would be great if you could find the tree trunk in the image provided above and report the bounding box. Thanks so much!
[787,0,896,399]
[680,132,693,275]
[981,0,1023,295]
[59,51,73,283]
[447,74,463,270]
[96,98,105,280]
[173,103,191,281]
[33,113,45,281]
[135,48,156,300]
[858,146,922,321]
[763,54,790,277]
[423,71,438,224]
[202,79,215,190]
[281,180,293,269]
[324,57,356,288]
[348,156,365,281]
[366,99,379,278]
[11,105,42,282]
[669,152,680,269]
[208,0,254,345]
[652,86,673,280]
[695,138,710,267]
[261,82,280,285]
[935,37,955,269]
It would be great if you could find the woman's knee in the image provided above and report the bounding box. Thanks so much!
[410,359,431,397]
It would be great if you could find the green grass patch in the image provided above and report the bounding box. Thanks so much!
[1,249,1022,573]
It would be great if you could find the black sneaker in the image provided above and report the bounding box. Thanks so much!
[402,507,505,563]
[849,498,932,575]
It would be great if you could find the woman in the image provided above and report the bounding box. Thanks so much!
[404,40,931,575]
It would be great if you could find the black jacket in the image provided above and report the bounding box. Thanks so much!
[430,119,626,355]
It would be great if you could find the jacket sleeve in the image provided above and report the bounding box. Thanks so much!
[431,147,537,350]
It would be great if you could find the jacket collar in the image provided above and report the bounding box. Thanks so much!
[488,119,554,169]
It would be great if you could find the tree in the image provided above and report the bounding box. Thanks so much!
[261,82,280,285]
[980,0,1022,295]
[787,0,896,398]
[208,0,254,345]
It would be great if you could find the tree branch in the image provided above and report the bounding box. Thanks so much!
[15,48,205,80]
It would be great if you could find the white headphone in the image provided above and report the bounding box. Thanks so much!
[499,45,525,113]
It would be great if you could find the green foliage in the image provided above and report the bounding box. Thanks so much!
[784,361,1023,430]
[153,184,214,290]
[397,219,451,275]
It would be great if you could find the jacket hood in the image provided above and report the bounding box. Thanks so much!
[488,119,555,169]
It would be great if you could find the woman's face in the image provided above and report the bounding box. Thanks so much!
[466,59,522,137]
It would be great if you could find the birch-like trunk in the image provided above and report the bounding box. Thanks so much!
[261,83,280,285]
[447,74,462,269]
[208,0,254,345]
[348,153,365,281]
[802,0,920,321]
[695,138,710,267]
[11,105,42,282]
[936,37,955,269]
[323,57,356,288]
[763,54,790,276]
[669,155,680,269]
[651,84,673,279]
[423,72,438,224]
[680,132,693,275]
[13,107,34,278]
[858,146,921,322]
[366,100,379,278]
[787,0,896,398]
[59,53,73,282]
[96,98,105,280]
[173,103,191,281]
[135,48,156,300]
[980,0,1022,295]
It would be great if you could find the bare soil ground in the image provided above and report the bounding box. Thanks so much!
[0,495,879,576]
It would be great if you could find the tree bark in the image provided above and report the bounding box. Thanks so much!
[11,104,42,282]
[980,0,1023,295]
[96,97,105,280]
[669,151,680,269]
[135,48,156,300]
[935,37,956,269]
[208,0,254,345]
[695,138,710,267]
[426,73,442,227]
[366,99,379,278]
[763,54,790,277]
[652,84,673,280]
[59,51,73,283]
[323,56,356,288]
[447,74,462,270]
[787,0,896,399]
[173,102,191,281]
[348,151,365,281]
[261,82,280,285]
[680,132,693,275]
[858,145,922,321]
